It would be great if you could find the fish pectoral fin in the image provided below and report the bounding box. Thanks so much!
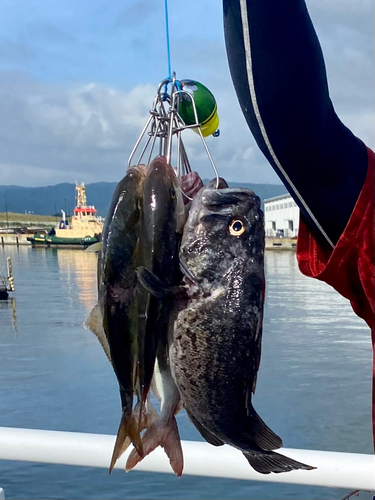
[246,407,283,451]
[84,241,103,252]
[85,304,112,364]
[126,416,184,477]
[136,267,167,298]
[186,410,224,446]
[243,450,316,474]
[109,412,143,474]
[136,267,184,298]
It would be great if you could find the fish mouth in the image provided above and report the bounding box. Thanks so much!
[149,155,168,166]
[129,163,148,176]
[201,187,259,214]
[205,177,229,190]
[148,155,171,172]
[148,156,178,186]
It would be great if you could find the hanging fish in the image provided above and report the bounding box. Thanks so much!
[126,342,184,476]
[86,164,147,473]
[180,171,204,212]
[138,179,315,474]
[134,156,185,474]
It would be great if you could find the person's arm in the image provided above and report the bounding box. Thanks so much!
[223,0,368,247]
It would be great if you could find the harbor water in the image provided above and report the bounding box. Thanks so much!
[0,246,372,499]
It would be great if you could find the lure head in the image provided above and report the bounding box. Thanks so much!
[178,80,219,137]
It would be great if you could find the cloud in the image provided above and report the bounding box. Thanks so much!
[114,0,160,28]
[0,0,373,188]
[22,23,77,46]
[307,0,374,118]
[0,70,283,187]
[0,73,156,185]
[0,57,373,189]
[309,0,374,36]
[0,40,34,64]
[0,74,252,185]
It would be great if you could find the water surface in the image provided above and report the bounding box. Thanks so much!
[0,247,372,499]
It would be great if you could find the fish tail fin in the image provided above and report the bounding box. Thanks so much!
[133,398,158,433]
[126,416,184,477]
[136,396,145,436]
[243,450,316,474]
[109,412,143,474]
[136,386,150,434]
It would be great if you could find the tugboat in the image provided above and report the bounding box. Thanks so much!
[27,183,103,248]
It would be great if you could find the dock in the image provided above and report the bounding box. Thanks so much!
[1,234,297,249]
[0,234,31,246]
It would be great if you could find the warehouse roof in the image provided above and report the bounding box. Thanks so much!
[264,192,292,203]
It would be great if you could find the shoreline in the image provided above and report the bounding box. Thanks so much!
[1,234,297,251]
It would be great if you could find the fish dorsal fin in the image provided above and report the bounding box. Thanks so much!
[85,303,112,364]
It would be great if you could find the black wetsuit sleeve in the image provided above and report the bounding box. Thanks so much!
[223,0,368,246]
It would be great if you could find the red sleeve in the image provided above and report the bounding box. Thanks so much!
[296,146,374,330]
[296,146,374,446]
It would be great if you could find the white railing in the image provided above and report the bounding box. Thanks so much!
[0,427,374,491]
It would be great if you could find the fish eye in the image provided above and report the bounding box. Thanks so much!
[170,188,176,199]
[229,219,245,236]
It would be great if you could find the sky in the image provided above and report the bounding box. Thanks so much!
[0,0,373,187]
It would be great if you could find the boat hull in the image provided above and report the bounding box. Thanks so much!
[27,234,100,248]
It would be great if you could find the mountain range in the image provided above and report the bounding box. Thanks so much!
[0,181,287,217]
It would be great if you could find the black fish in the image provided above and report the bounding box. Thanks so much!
[132,156,184,475]
[86,165,147,472]
[150,179,315,474]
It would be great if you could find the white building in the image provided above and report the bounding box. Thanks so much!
[264,193,300,238]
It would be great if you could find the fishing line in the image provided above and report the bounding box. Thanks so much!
[129,4,220,186]
[164,0,171,78]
